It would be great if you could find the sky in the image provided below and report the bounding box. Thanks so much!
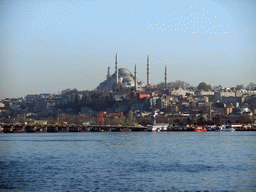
[0,0,256,99]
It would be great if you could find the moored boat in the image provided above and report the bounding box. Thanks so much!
[194,126,207,132]
[222,125,235,132]
[206,125,217,131]
[215,125,224,131]
[147,123,169,132]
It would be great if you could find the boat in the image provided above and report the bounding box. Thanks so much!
[215,125,224,131]
[206,125,217,131]
[230,124,243,131]
[194,126,207,132]
[222,125,235,132]
[147,123,169,132]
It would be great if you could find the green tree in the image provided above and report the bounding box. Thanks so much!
[197,82,212,91]
[240,115,252,124]
[126,110,136,124]
[81,91,115,111]
[246,82,256,90]
[236,84,244,90]
[157,80,190,89]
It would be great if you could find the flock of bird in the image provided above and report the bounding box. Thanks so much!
[145,6,229,35]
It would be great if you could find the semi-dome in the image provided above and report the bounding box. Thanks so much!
[123,76,134,84]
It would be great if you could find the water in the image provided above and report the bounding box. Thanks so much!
[0,132,256,191]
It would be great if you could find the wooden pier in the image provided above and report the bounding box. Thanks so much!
[0,123,148,133]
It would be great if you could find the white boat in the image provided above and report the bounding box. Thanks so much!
[147,123,169,132]
[221,125,235,132]
[230,124,242,131]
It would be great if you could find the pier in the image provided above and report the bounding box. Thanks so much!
[0,123,148,133]
[1,123,256,133]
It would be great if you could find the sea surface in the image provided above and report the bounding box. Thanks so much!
[0,132,256,191]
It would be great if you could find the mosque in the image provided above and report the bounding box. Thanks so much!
[96,53,168,92]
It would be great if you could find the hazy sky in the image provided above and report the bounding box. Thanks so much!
[0,0,256,99]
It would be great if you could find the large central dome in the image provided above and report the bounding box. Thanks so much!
[119,68,132,77]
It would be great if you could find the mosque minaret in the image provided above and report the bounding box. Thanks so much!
[147,55,150,86]
[115,52,119,84]
[165,65,168,90]
[134,63,137,91]
[107,66,111,79]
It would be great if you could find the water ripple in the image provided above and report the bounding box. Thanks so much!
[0,132,255,191]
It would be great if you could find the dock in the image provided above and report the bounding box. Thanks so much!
[0,123,148,133]
[1,123,255,133]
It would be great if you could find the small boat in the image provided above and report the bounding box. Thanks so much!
[194,126,207,132]
[215,125,224,131]
[147,123,169,132]
[222,125,235,132]
[230,124,243,131]
[206,125,217,131]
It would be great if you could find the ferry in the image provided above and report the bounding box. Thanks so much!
[217,124,236,132]
[222,124,243,131]
[229,124,242,131]
[221,124,237,132]
[147,122,169,132]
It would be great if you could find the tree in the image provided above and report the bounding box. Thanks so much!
[156,82,165,89]
[126,110,136,123]
[246,82,256,90]
[112,83,130,94]
[157,80,190,90]
[236,84,244,90]
[80,91,115,112]
[111,117,121,125]
[170,80,190,89]
[197,82,212,91]
[188,86,197,91]
[240,115,252,124]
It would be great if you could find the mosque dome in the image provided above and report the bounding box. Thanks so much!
[118,68,132,77]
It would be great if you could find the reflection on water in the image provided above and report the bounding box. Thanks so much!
[0,132,256,191]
